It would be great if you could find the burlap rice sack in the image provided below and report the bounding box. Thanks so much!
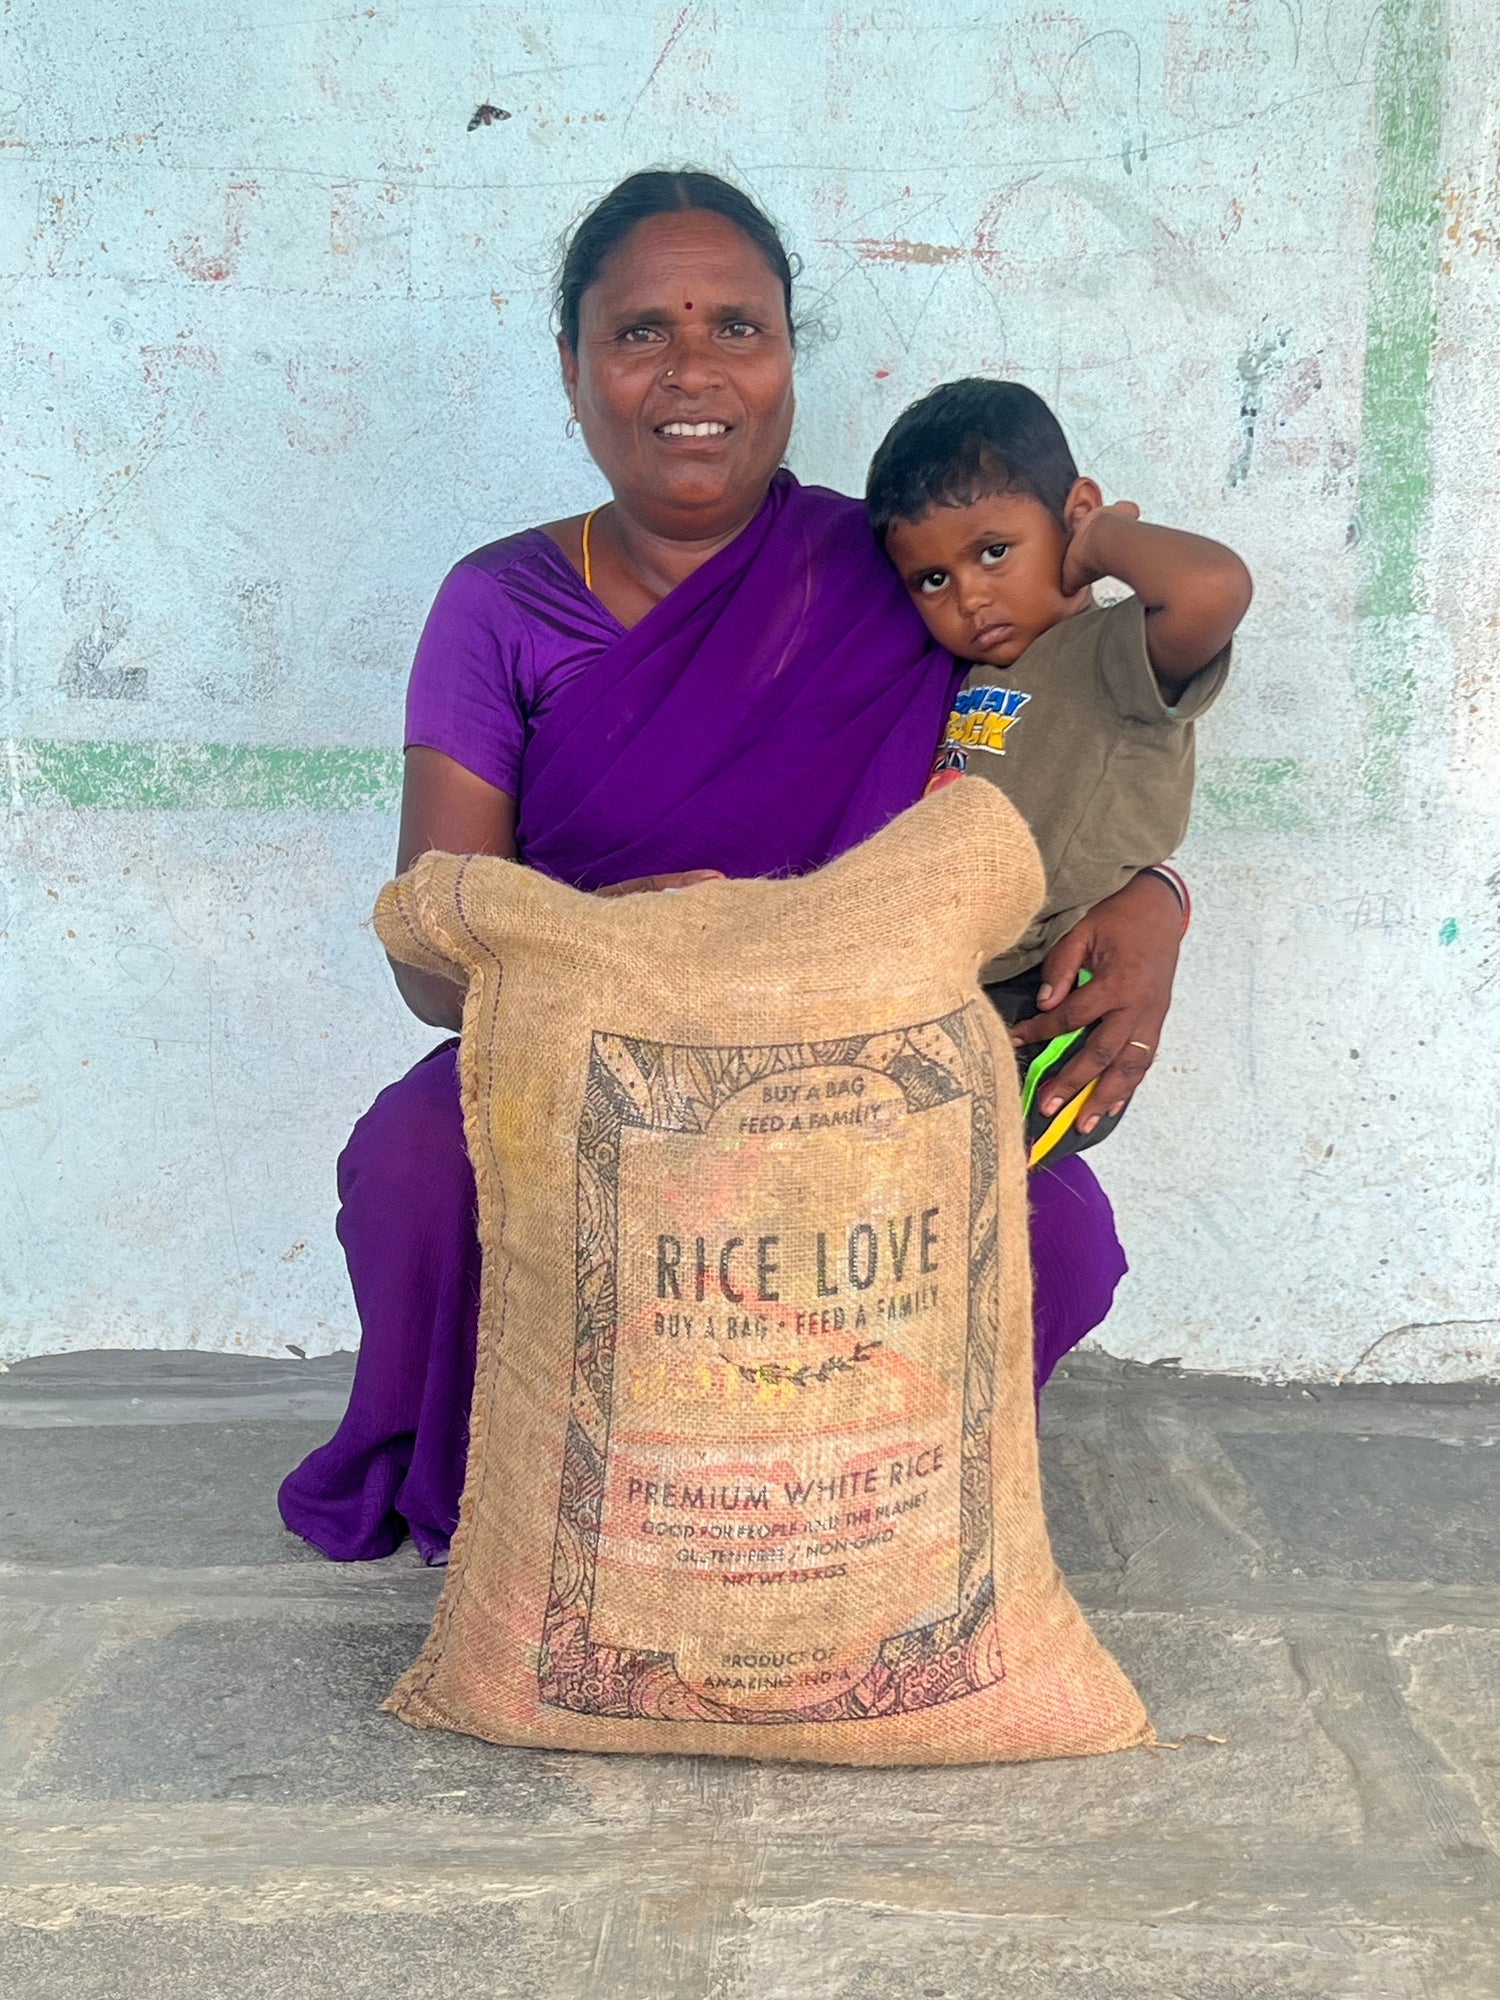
[374,778,1150,1765]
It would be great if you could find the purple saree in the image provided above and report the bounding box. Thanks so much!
[278,474,1128,1563]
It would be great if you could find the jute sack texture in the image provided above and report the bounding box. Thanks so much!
[375,778,1151,1765]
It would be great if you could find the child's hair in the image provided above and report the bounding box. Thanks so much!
[866,378,1079,540]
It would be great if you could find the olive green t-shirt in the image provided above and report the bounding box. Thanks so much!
[932,594,1229,984]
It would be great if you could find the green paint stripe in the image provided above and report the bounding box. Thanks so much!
[11,740,402,812]
[1195,755,1316,834]
[1353,0,1445,808]
[15,734,1314,841]
[1357,0,1444,620]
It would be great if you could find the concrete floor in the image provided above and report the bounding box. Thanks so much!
[2,1348,1498,1999]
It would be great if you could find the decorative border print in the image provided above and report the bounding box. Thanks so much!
[538,1006,1003,1726]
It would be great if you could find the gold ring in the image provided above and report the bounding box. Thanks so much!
[1128,1039,1153,1052]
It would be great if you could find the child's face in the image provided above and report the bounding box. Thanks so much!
[884,490,1079,667]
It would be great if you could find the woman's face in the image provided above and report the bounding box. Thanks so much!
[560,209,795,542]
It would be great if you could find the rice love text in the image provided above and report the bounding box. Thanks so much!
[655,1207,941,1305]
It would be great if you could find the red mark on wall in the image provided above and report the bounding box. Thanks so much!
[37,185,98,278]
[280,357,367,456]
[170,181,260,284]
[139,342,219,390]
[644,7,694,93]
[1163,4,1278,123]
[831,177,1072,296]
[324,180,409,281]
[136,342,220,445]
[625,4,708,125]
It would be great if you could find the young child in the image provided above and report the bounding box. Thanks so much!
[866,377,1252,1163]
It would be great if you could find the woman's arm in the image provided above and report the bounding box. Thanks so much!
[391,747,517,1030]
[1009,870,1185,1134]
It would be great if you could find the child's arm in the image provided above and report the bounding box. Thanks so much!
[1062,502,1252,701]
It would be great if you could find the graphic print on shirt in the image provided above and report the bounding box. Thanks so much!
[929,684,1030,781]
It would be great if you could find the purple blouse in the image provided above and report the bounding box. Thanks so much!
[400,476,962,892]
[404,528,619,800]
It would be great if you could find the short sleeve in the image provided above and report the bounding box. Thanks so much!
[404,561,529,796]
[1094,594,1232,726]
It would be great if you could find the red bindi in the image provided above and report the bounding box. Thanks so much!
[684,300,693,310]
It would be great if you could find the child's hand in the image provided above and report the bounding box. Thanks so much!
[1058,503,1252,692]
[1060,500,1142,604]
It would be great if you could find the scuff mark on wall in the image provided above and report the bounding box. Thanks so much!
[203,580,284,705]
[852,239,965,266]
[59,598,145,702]
[1440,145,1500,271]
[1227,327,1289,488]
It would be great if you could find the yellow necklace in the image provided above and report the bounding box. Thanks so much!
[580,505,602,592]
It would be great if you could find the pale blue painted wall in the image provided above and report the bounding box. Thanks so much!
[3,0,1497,1376]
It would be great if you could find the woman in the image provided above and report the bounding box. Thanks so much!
[279,170,1185,1563]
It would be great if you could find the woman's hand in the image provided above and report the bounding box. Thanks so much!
[596,870,726,897]
[1009,871,1183,1135]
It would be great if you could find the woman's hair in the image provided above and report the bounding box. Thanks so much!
[555,169,797,351]
[865,378,1079,538]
